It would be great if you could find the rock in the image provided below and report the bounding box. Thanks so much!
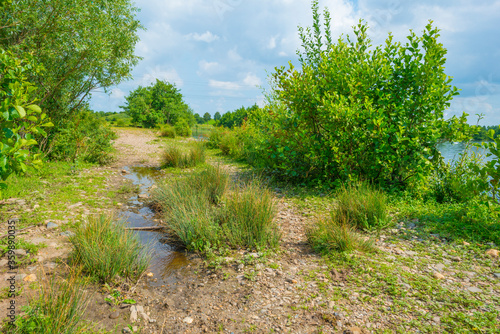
[432,316,441,323]
[13,249,27,257]
[493,273,500,279]
[486,249,499,258]
[0,259,8,267]
[149,318,157,323]
[23,274,37,282]
[328,301,335,309]
[451,256,461,262]
[121,169,129,174]
[285,277,297,284]
[467,286,482,293]
[343,326,365,334]
[60,231,75,238]
[463,241,470,246]
[393,248,404,255]
[183,316,194,324]
[248,252,259,258]
[46,222,58,229]
[433,272,445,280]
[12,274,26,281]
[138,194,148,199]
[405,251,417,256]
[237,264,244,271]
[146,272,154,277]
[130,305,138,322]
[109,311,120,319]
[122,328,132,334]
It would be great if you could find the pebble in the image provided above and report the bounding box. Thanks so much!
[467,287,482,293]
[493,273,500,279]
[183,316,194,324]
[433,272,445,280]
[0,259,8,267]
[122,328,132,334]
[138,194,148,199]
[60,231,75,237]
[13,249,27,257]
[434,263,445,272]
[130,305,138,322]
[23,274,37,282]
[46,222,58,229]
[451,256,461,262]
[285,277,297,284]
[109,311,120,319]
[433,316,441,323]
[486,249,499,258]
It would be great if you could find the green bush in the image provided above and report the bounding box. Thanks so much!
[333,182,389,230]
[161,144,205,168]
[247,1,471,187]
[116,119,127,127]
[174,118,192,137]
[159,124,176,138]
[47,108,117,165]
[69,214,151,283]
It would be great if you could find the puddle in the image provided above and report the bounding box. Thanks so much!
[120,166,190,286]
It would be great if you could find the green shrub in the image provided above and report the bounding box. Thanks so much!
[69,214,151,283]
[161,144,205,168]
[174,118,192,137]
[116,119,126,127]
[48,108,117,165]
[219,181,280,249]
[159,124,176,138]
[6,272,91,334]
[306,215,376,254]
[333,182,389,230]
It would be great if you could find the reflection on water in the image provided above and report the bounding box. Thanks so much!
[119,166,190,286]
[437,141,493,163]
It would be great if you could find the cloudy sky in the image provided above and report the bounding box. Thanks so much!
[90,0,500,125]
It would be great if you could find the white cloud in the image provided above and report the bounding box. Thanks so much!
[243,73,262,87]
[198,60,224,74]
[139,66,184,87]
[267,36,277,49]
[186,31,220,43]
[209,79,241,90]
[227,47,243,62]
[110,88,126,99]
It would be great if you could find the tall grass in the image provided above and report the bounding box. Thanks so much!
[153,166,280,252]
[306,214,376,254]
[159,124,176,138]
[333,182,389,230]
[6,270,92,334]
[69,214,151,283]
[161,144,206,168]
[220,181,280,249]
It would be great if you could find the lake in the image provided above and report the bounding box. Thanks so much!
[437,141,494,163]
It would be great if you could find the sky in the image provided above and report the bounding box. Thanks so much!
[90,0,500,125]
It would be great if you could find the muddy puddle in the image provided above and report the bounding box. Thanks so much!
[119,166,190,287]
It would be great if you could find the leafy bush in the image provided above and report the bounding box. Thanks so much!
[475,128,500,204]
[161,144,205,168]
[174,118,192,137]
[333,182,389,230]
[306,215,376,254]
[159,124,176,138]
[47,108,117,165]
[248,1,471,188]
[69,214,151,283]
[220,181,280,250]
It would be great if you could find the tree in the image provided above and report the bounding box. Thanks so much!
[250,0,470,187]
[0,0,142,128]
[194,113,204,124]
[214,111,221,121]
[122,80,194,128]
[203,112,211,123]
[217,104,258,128]
[0,50,52,195]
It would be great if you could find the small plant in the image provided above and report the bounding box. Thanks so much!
[333,182,389,230]
[69,214,151,283]
[105,289,136,306]
[174,118,192,137]
[161,144,206,168]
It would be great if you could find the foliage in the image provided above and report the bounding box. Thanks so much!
[161,144,205,169]
[122,80,194,129]
[159,124,176,138]
[214,111,221,121]
[0,0,142,127]
[0,49,52,195]
[472,125,500,141]
[6,271,91,334]
[174,118,192,137]
[203,112,211,123]
[216,104,258,128]
[69,214,151,283]
[206,125,262,165]
[249,1,470,188]
[333,182,389,230]
[475,128,500,204]
[47,107,117,165]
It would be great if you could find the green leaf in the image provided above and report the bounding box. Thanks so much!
[14,105,26,117]
[26,104,42,113]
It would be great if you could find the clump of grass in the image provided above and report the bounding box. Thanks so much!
[5,270,91,334]
[159,124,176,138]
[69,214,151,283]
[161,144,206,168]
[333,182,389,230]
[153,167,279,253]
[220,181,280,249]
[306,214,376,254]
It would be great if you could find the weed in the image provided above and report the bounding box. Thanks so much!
[161,144,206,169]
[69,214,151,283]
[159,124,176,138]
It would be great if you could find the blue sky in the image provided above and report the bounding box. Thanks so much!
[90,0,500,125]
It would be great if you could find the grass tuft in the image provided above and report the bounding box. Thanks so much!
[161,144,206,168]
[159,124,176,138]
[69,214,151,283]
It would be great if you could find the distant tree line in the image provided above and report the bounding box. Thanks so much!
[215,104,259,128]
[472,125,500,141]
